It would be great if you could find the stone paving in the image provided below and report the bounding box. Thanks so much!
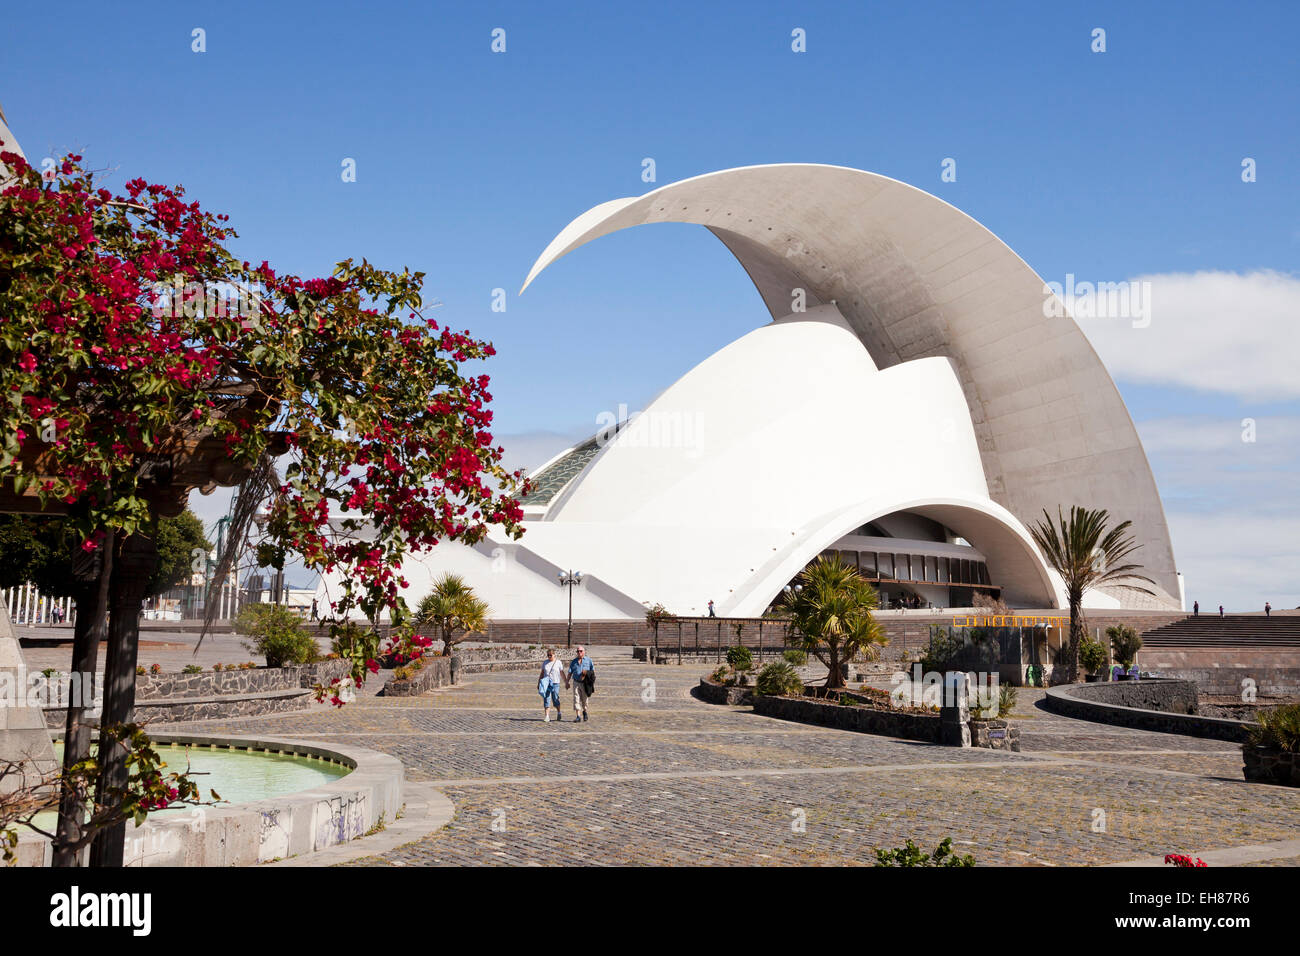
[153,650,1300,867]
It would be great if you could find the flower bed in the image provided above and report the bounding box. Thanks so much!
[381,655,456,697]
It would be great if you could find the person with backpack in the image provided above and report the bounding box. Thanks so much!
[538,648,564,722]
[568,645,595,722]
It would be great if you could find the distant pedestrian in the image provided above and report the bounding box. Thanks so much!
[310,599,319,622]
[538,648,564,722]
[1219,605,1224,617]
[707,600,716,618]
[1192,601,1198,617]
[568,645,595,722]
[1265,602,1271,618]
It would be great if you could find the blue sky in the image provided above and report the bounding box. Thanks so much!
[3,1,1297,609]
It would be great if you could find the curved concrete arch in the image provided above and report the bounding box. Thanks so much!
[520,164,1180,607]
[728,493,1065,617]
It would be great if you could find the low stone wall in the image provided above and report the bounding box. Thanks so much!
[15,733,404,867]
[41,659,352,727]
[1138,647,1300,697]
[297,659,352,688]
[1243,746,1300,787]
[134,659,350,700]
[382,655,456,697]
[753,692,1019,749]
[456,645,540,673]
[755,694,943,743]
[695,678,753,705]
[1044,680,1252,742]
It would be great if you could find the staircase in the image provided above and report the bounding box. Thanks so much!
[1141,615,1300,648]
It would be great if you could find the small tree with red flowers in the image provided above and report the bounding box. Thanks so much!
[0,145,528,864]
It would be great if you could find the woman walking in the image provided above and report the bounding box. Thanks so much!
[538,648,565,722]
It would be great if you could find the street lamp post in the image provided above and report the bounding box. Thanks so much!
[558,570,583,648]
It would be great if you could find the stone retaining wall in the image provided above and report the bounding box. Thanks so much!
[1137,648,1300,696]
[1044,680,1252,742]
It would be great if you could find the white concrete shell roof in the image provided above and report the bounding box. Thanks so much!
[521,164,1180,608]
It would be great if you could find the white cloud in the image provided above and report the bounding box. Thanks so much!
[1136,415,1300,517]
[1075,270,1300,400]
[1168,512,1300,613]
[1131,414,1300,610]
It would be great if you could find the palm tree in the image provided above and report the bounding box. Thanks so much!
[412,573,490,656]
[780,554,887,691]
[1028,506,1155,683]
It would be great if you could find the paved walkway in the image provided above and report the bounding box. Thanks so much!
[154,652,1300,866]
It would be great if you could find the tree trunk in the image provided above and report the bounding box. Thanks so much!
[825,642,843,691]
[88,532,156,867]
[51,529,113,867]
[1066,591,1083,684]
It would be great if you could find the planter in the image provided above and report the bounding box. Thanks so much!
[1242,746,1300,787]
[696,678,753,706]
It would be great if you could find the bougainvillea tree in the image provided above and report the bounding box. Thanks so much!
[0,144,529,862]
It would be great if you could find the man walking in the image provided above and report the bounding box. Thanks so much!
[1192,600,1198,617]
[568,645,595,722]
[707,600,716,618]
[1265,601,1272,618]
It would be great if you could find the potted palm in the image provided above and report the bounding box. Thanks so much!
[1078,638,1108,682]
[1108,624,1142,680]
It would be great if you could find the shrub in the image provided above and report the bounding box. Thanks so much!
[40,667,58,678]
[725,643,753,674]
[212,664,222,672]
[782,649,808,667]
[236,604,321,668]
[149,663,162,675]
[1248,703,1300,753]
[708,664,730,685]
[1078,638,1108,676]
[874,837,974,867]
[135,666,145,676]
[755,662,804,697]
[393,665,412,681]
[998,684,1017,717]
[1107,625,1142,668]
[332,622,381,671]
[182,664,203,674]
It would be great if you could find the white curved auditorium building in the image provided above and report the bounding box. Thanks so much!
[319,164,1183,620]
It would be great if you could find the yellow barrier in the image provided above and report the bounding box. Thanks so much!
[950,614,1067,628]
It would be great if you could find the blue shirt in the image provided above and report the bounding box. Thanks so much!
[569,656,593,680]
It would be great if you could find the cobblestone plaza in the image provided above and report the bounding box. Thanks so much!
[155,651,1300,867]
